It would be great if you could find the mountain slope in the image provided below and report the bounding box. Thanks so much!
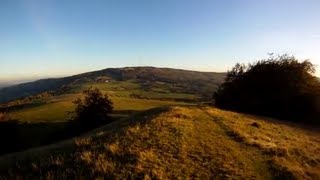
[0,106,318,179]
[0,67,225,103]
[0,84,10,89]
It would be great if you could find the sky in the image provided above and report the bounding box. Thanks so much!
[0,0,320,82]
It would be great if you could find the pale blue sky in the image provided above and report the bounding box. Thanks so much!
[1,0,320,81]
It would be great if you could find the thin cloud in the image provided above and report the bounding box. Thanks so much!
[311,34,320,38]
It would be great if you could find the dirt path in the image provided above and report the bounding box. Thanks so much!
[194,106,273,179]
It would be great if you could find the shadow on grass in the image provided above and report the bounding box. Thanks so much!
[111,110,142,118]
[0,120,70,155]
[0,110,142,156]
[0,101,47,112]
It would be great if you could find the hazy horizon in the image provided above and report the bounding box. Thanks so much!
[0,65,228,85]
[1,0,320,80]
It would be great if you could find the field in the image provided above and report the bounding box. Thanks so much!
[10,81,195,122]
[0,81,195,155]
[11,95,191,122]
[0,106,318,179]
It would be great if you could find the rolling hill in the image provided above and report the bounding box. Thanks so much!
[0,67,226,103]
[0,67,224,155]
[0,106,318,179]
[1,66,318,179]
[0,83,13,89]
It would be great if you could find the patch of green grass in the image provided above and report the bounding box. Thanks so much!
[12,100,74,122]
[11,93,191,122]
[76,81,198,100]
[74,81,141,92]
[131,91,197,100]
[10,81,195,122]
[112,97,190,111]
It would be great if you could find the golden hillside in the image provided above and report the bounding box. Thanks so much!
[0,106,319,179]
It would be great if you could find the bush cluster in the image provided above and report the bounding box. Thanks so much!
[214,54,320,124]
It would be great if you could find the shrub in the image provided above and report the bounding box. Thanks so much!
[214,54,320,124]
[0,112,20,154]
[71,87,114,130]
[0,112,10,122]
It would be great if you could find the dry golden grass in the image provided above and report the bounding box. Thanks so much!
[204,107,320,179]
[0,106,318,179]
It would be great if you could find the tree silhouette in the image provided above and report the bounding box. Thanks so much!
[214,54,320,124]
[72,87,114,129]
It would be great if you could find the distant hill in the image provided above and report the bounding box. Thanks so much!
[0,67,226,103]
[0,78,41,89]
[0,84,10,89]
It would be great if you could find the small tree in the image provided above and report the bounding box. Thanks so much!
[72,87,114,129]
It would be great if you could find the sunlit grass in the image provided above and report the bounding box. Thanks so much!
[0,106,273,179]
[12,100,73,122]
[10,81,195,122]
[204,107,320,179]
[3,101,319,178]
[11,94,191,122]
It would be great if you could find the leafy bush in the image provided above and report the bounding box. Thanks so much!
[71,87,114,129]
[214,54,320,124]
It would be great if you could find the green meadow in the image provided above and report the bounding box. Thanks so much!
[11,81,195,122]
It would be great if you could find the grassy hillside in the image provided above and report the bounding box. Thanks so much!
[0,67,225,103]
[0,80,196,156]
[0,106,318,179]
[0,79,198,156]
